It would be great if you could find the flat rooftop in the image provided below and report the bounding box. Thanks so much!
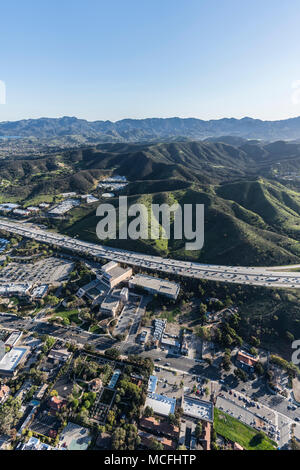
[0,347,27,372]
[148,375,158,393]
[100,296,120,311]
[145,393,176,416]
[103,264,132,281]
[182,396,213,422]
[0,283,32,296]
[129,274,180,298]
[31,285,48,298]
[5,331,22,345]
[102,261,118,272]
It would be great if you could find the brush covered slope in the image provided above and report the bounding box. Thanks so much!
[2,140,300,266]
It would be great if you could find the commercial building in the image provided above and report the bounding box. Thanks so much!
[48,199,80,216]
[145,392,176,417]
[98,175,128,192]
[31,284,49,299]
[61,192,77,198]
[129,274,180,300]
[148,375,158,393]
[161,335,181,352]
[139,330,148,344]
[181,396,213,423]
[99,261,132,289]
[77,279,108,300]
[120,287,129,302]
[5,331,23,348]
[153,319,166,342]
[27,206,40,213]
[0,347,27,377]
[48,348,72,363]
[0,283,32,297]
[81,194,99,204]
[100,295,121,317]
[13,209,30,217]
[0,203,20,213]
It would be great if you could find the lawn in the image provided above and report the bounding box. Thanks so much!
[214,408,277,451]
[89,324,104,334]
[52,308,81,325]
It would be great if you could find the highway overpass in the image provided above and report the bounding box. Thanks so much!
[1,218,300,289]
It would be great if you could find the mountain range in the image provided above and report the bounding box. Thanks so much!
[1,115,300,142]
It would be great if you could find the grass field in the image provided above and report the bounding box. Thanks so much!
[52,308,81,325]
[214,408,277,450]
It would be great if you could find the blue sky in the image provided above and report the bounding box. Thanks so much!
[1,0,300,122]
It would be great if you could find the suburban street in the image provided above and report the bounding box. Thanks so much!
[0,313,115,350]
[1,309,300,448]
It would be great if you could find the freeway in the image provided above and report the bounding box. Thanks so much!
[1,217,300,288]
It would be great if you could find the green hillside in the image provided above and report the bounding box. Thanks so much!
[2,140,300,266]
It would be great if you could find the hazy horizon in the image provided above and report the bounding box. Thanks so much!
[1,113,300,125]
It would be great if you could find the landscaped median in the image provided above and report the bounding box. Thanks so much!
[214,408,277,450]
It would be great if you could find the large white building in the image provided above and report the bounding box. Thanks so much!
[0,283,32,297]
[129,274,180,300]
[0,346,27,377]
[182,396,213,423]
[99,261,132,289]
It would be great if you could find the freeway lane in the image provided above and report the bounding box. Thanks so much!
[1,218,300,288]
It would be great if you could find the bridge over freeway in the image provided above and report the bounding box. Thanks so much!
[1,218,300,289]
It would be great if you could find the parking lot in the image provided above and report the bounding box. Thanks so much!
[0,257,74,285]
[114,296,141,337]
[216,389,292,446]
[152,367,210,401]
